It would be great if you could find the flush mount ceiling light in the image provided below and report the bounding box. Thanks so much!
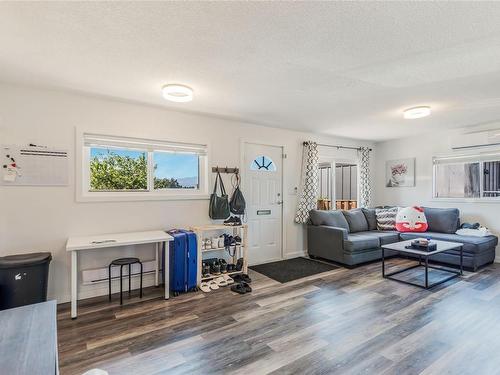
[403,106,431,119]
[162,84,193,103]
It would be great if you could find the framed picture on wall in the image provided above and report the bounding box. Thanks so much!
[386,158,415,187]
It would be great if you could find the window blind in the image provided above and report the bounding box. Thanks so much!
[83,133,207,155]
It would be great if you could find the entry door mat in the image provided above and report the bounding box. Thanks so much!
[249,257,339,283]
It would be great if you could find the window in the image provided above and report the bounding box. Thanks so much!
[90,147,148,191]
[317,162,358,210]
[433,153,500,199]
[153,152,199,189]
[250,155,276,171]
[80,133,208,201]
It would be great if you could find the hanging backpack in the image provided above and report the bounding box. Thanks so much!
[230,172,246,215]
[209,171,230,220]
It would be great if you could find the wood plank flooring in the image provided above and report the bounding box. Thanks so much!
[57,259,500,375]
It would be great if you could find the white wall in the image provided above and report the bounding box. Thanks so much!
[0,82,374,303]
[374,128,500,259]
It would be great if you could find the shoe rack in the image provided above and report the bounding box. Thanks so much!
[190,224,248,285]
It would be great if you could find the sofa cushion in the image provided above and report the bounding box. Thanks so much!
[375,207,398,230]
[343,233,380,253]
[309,209,350,231]
[423,207,460,234]
[362,208,377,231]
[399,232,498,254]
[358,230,400,245]
[343,209,369,233]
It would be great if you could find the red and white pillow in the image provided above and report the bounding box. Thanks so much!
[395,206,428,232]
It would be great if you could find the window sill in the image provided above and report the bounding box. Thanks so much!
[76,192,210,203]
[431,198,500,204]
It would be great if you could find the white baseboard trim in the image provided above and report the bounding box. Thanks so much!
[52,273,157,304]
[495,256,500,263]
[285,250,307,259]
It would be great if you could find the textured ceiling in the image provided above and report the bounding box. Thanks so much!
[1,2,500,141]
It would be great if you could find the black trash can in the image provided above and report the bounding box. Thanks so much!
[0,252,52,310]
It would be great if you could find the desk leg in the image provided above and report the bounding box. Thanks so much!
[155,243,160,287]
[71,251,78,319]
[163,241,169,300]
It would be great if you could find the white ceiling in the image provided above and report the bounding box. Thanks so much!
[2,2,500,141]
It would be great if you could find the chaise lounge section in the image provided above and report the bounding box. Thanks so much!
[307,207,498,271]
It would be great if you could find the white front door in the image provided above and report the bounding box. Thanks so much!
[243,142,283,265]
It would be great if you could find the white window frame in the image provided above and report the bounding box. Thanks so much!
[317,156,360,210]
[76,130,209,202]
[432,151,500,203]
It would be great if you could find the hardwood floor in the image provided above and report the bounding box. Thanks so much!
[57,259,500,375]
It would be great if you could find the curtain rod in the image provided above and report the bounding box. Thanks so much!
[303,141,372,152]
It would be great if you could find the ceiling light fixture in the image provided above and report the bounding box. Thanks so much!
[403,106,431,119]
[162,84,193,103]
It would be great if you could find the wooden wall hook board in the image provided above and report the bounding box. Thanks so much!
[212,166,239,174]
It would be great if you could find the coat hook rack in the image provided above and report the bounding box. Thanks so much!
[212,166,239,174]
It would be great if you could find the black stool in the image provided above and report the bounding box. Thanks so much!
[108,257,143,305]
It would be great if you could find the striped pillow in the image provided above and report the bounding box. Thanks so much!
[375,207,399,231]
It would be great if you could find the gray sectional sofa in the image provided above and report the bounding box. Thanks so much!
[307,207,498,271]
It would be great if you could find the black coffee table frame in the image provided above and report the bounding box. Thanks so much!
[382,242,463,290]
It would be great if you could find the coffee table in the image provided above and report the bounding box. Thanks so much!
[381,239,463,289]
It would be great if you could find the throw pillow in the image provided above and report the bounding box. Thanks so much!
[375,207,399,231]
[395,206,428,232]
[342,208,369,233]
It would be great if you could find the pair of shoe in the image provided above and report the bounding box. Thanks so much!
[223,234,241,247]
[224,216,242,226]
[231,281,252,294]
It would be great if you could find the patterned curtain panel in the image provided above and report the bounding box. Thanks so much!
[295,141,319,224]
[358,147,371,208]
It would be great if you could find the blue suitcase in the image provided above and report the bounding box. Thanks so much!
[165,229,198,296]
[179,229,198,292]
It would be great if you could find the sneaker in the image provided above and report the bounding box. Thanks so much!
[210,260,221,275]
[233,216,242,226]
[202,262,211,278]
[224,234,233,247]
[234,236,242,245]
[224,216,236,226]
[219,259,227,273]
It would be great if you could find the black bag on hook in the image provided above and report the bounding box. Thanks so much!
[209,171,230,220]
[230,172,246,215]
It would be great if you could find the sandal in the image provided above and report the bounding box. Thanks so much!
[231,282,247,294]
[241,282,252,293]
[200,282,211,293]
[208,280,219,290]
[240,274,252,283]
[215,276,228,287]
[223,274,234,284]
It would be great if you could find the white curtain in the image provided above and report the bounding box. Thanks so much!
[295,141,319,224]
[358,147,371,208]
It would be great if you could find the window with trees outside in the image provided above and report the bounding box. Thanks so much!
[433,153,500,199]
[81,133,208,200]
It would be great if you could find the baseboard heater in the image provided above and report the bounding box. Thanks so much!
[82,259,160,285]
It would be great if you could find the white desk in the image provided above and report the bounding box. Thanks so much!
[66,230,173,319]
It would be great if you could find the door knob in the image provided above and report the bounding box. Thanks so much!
[277,200,283,205]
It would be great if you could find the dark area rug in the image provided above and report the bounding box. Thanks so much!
[249,257,339,283]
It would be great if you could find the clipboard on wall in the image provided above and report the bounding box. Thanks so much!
[1,144,69,186]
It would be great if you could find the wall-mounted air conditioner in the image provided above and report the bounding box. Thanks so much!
[451,130,500,150]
